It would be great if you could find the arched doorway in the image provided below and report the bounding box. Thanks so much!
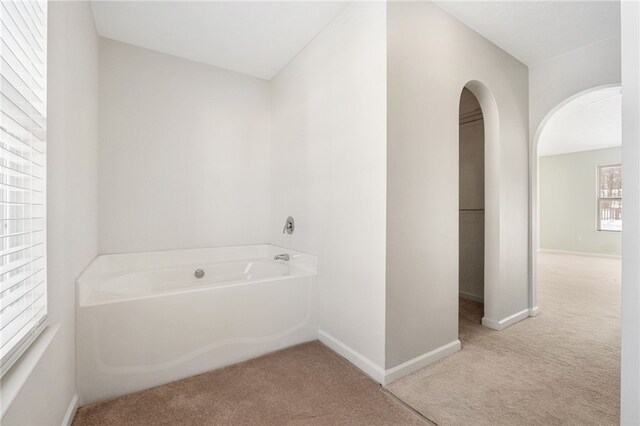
[458,81,501,330]
[529,84,622,312]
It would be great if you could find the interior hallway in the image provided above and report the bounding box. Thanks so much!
[387,252,620,425]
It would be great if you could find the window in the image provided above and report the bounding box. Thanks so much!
[597,164,622,232]
[0,0,47,377]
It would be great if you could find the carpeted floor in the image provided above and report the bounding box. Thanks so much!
[72,341,428,426]
[387,252,621,426]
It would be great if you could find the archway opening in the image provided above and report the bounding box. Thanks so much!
[532,86,622,311]
[459,88,485,330]
[531,86,622,411]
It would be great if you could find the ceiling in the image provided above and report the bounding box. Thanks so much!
[434,1,620,65]
[538,87,621,157]
[91,1,620,79]
[90,1,349,80]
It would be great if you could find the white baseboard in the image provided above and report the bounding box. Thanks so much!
[481,317,501,330]
[538,249,621,259]
[482,308,530,331]
[459,291,484,303]
[529,306,540,316]
[318,330,385,384]
[384,340,461,385]
[62,394,78,426]
[318,331,462,386]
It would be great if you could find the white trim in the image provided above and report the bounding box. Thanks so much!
[62,394,78,426]
[481,317,501,330]
[0,324,60,419]
[317,330,385,384]
[318,332,462,387]
[459,291,484,303]
[384,340,461,385]
[529,305,540,316]
[482,308,530,331]
[538,248,621,259]
[1,318,49,379]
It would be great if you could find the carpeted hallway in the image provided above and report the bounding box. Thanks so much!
[72,341,428,426]
[387,252,621,425]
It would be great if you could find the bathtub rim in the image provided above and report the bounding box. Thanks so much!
[80,271,315,308]
[77,244,318,308]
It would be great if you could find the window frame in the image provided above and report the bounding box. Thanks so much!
[596,163,622,232]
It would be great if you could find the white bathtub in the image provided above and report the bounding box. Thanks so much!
[76,244,318,405]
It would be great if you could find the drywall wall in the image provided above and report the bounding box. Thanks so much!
[98,38,271,254]
[2,2,99,424]
[459,89,485,302]
[539,148,621,256]
[270,2,387,370]
[530,36,621,141]
[620,1,640,423]
[386,1,529,368]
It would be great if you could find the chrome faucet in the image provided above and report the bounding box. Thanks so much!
[274,253,290,261]
[283,216,295,234]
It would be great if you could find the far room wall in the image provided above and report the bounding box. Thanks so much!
[539,148,622,256]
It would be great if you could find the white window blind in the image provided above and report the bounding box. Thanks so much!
[0,0,47,377]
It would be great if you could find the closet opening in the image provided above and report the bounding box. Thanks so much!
[459,87,485,332]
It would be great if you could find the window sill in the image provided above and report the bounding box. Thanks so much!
[0,323,61,419]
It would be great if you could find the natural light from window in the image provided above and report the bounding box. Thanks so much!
[598,164,622,232]
[0,0,48,377]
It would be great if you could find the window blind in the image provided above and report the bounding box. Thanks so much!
[0,0,47,377]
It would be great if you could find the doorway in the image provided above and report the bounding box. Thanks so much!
[459,88,485,328]
[533,86,622,300]
[532,85,622,420]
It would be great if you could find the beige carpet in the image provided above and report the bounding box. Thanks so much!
[72,341,428,426]
[387,252,621,426]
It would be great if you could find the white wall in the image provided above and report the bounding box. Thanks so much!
[98,38,271,254]
[386,1,529,368]
[2,2,99,424]
[530,36,621,141]
[269,2,387,370]
[621,1,640,423]
[539,148,621,256]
